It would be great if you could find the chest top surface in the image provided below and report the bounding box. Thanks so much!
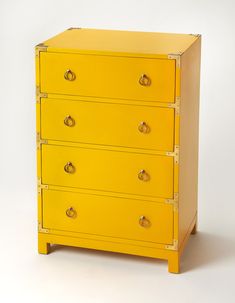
[41,28,198,57]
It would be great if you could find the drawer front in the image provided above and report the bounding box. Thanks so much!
[43,190,174,244]
[41,98,174,151]
[42,145,174,198]
[40,53,175,103]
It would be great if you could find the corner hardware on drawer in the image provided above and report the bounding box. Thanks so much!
[37,178,49,194]
[168,53,181,68]
[35,43,48,57]
[189,33,201,37]
[67,27,82,30]
[166,145,179,164]
[38,222,49,233]
[36,85,48,103]
[165,239,178,251]
[37,132,48,150]
[168,96,180,115]
[165,193,179,212]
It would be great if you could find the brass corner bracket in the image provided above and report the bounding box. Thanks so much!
[67,27,81,30]
[166,145,179,164]
[174,145,179,164]
[168,96,180,115]
[175,96,180,115]
[165,193,179,212]
[38,222,49,234]
[36,132,48,150]
[35,43,48,57]
[36,86,48,103]
[37,178,49,194]
[165,239,178,251]
[168,53,181,68]
[189,33,201,37]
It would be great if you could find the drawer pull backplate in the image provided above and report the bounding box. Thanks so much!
[66,207,77,218]
[138,169,150,181]
[139,74,151,86]
[64,115,75,127]
[64,69,76,81]
[138,121,150,134]
[139,215,151,228]
[64,162,76,174]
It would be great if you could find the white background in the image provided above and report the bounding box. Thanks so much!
[0,0,235,302]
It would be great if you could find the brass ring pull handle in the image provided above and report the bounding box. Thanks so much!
[66,207,77,218]
[138,121,150,134]
[64,115,75,127]
[139,215,151,228]
[138,169,150,182]
[64,69,76,81]
[64,162,76,174]
[139,74,151,86]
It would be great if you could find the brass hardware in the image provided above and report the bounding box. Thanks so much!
[37,183,49,194]
[138,121,150,134]
[35,43,48,57]
[168,96,180,115]
[168,53,181,68]
[139,215,151,228]
[165,239,178,251]
[189,33,201,37]
[64,162,76,174]
[36,85,48,103]
[37,132,48,149]
[139,74,151,86]
[37,178,49,194]
[174,145,179,164]
[38,222,49,233]
[67,27,82,30]
[166,145,179,164]
[64,115,75,127]
[165,193,179,212]
[64,69,76,81]
[66,207,77,218]
[138,169,150,182]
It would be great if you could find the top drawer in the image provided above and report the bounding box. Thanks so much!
[40,53,175,103]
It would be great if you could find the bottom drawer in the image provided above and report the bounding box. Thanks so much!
[42,190,174,244]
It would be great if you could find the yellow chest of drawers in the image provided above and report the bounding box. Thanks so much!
[36,28,201,273]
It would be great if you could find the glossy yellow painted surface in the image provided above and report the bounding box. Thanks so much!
[38,232,180,271]
[36,28,201,273]
[40,52,175,103]
[43,190,173,244]
[43,28,197,57]
[41,98,174,151]
[41,144,174,198]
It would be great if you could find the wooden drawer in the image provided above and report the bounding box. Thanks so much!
[43,189,174,244]
[41,98,174,151]
[40,53,175,103]
[41,145,174,198]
